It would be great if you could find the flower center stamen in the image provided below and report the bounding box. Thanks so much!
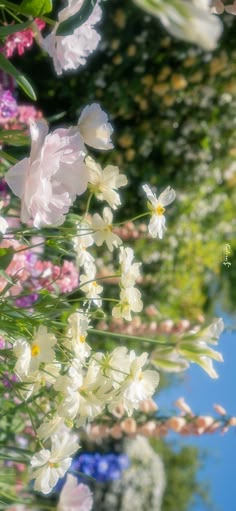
[155,205,165,216]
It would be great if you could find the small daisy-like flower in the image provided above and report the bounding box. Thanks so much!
[143,184,176,239]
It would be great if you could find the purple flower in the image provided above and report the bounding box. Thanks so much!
[0,89,17,118]
[15,292,38,308]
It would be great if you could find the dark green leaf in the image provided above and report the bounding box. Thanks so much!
[20,0,52,16]
[0,20,32,37]
[0,54,36,101]
[56,0,97,36]
[0,248,14,272]
[0,130,29,147]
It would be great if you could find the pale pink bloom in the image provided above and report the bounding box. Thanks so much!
[78,104,114,150]
[166,416,186,432]
[42,1,102,75]
[58,474,93,511]
[213,404,227,415]
[5,120,88,228]
[174,397,192,415]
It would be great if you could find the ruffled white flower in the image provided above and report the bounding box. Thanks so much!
[73,223,95,273]
[86,155,127,208]
[78,104,114,150]
[80,268,103,307]
[13,326,57,377]
[57,474,93,511]
[41,1,102,75]
[0,201,8,234]
[112,287,143,321]
[5,120,88,228]
[91,207,122,251]
[31,431,79,494]
[119,247,141,288]
[134,0,223,50]
[143,184,175,239]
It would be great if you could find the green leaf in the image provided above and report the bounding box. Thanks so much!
[0,130,29,147]
[0,248,14,272]
[0,21,32,37]
[56,0,97,36]
[0,150,18,164]
[20,0,52,16]
[0,53,36,101]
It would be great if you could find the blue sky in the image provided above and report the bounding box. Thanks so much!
[157,310,236,511]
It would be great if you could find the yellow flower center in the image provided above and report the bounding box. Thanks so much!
[155,204,165,216]
[92,281,98,287]
[31,344,40,357]
[79,335,85,344]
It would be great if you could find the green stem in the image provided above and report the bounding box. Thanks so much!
[114,211,150,226]
[91,328,167,345]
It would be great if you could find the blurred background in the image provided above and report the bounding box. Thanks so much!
[2,0,236,509]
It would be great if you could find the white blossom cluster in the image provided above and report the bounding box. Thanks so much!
[13,312,160,494]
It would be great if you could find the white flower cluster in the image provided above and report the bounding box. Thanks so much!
[13,312,159,494]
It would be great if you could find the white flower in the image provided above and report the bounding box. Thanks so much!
[80,269,103,307]
[134,0,223,50]
[67,311,91,360]
[112,287,143,321]
[91,207,122,251]
[13,326,57,377]
[37,416,65,441]
[94,346,131,386]
[5,120,88,228]
[143,184,175,239]
[119,247,141,288]
[0,201,8,234]
[41,1,102,75]
[78,104,114,150]
[56,361,109,424]
[73,222,95,272]
[31,431,79,494]
[120,352,159,414]
[86,155,127,208]
[57,474,93,511]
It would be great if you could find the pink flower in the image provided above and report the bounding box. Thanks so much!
[4,19,45,58]
[5,120,88,228]
[42,0,102,75]
[57,474,93,511]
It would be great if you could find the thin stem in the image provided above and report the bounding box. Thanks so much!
[91,328,167,345]
[113,211,150,226]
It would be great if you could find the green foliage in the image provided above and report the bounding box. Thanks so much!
[56,0,97,35]
[20,0,52,16]
[0,21,32,37]
[0,53,36,101]
[151,439,210,511]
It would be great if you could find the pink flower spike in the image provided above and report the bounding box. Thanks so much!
[57,474,93,511]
